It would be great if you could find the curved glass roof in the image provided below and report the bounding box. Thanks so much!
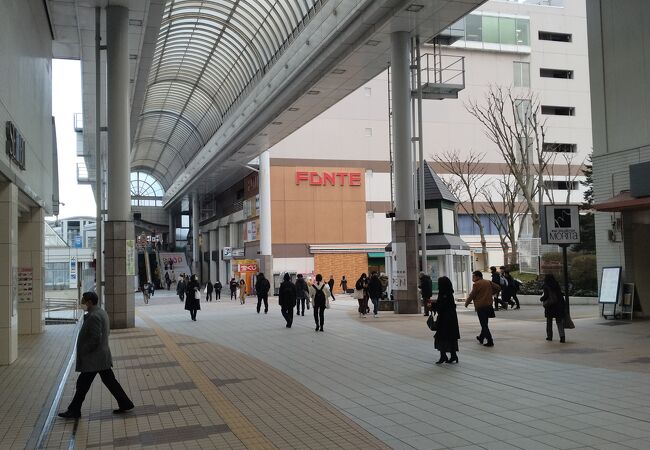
[132,0,322,189]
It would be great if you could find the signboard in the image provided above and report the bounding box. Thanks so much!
[390,242,407,290]
[74,235,82,248]
[295,170,362,186]
[126,240,136,276]
[17,268,33,303]
[222,246,233,260]
[599,266,622,304]
[245,219,258,242]
[5,121,26,170]
[69,256,78,288]
[232,247,245,258]
[542,204,581,245]
[238,263,258,272]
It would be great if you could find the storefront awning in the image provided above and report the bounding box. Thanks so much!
[367,252,385,258]
[594,191,650,212]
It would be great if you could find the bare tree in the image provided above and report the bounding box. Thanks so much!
[543,150,585,205]
[433,150,489,270]
[466,86,554,238]
[482,173,528,264]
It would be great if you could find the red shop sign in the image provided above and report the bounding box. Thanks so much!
[295,170,362,186]
[238,264,258,272]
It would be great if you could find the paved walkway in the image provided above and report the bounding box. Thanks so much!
[1,290,649,449]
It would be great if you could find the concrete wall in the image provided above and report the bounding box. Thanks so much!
[0,0,54,213]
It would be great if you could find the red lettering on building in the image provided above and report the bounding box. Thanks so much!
[295,171,309,185]
[295,170,362,187]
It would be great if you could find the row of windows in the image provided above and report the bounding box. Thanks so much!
[514,62,574,87]
[458,214,507,236]
[450,14,531,46]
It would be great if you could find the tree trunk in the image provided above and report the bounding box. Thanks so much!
[480,236,488,271]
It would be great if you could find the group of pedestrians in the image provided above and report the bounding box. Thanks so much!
[278,273,332,331]
[490,266,521,310]
[352,272,385,318]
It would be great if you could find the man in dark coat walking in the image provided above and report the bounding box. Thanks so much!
[255,273,271,314]
[367,272,383,317]
[205,280,214,302]
[58,292,134,419]
[278,273,296,328]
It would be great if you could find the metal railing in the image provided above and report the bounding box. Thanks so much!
[45,297,81,324]
[419,53,465,87]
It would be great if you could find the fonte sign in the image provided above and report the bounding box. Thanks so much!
[295,171,362,186]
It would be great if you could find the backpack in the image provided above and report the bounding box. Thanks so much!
[314,283,326,305]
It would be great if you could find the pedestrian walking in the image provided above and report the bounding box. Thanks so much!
[504,269,521,309]
[499,266,516,309]
[353,273,369,317]
[540,274,567,342]
[205,280,214,302]
[176,275,186,302]
[490,266,507,310]
[214,280,222,300]
[238,279,247,304]
[278,273,296,328]
[340,275,348,293]
[309,274,331,332]
[58,292,134,419]
[141,283,150,304]
[229,278,238,300]
[295,274,309,316]
[367,272,382,317]
[465,270,500,347]
[255,273,271,314]
[185,274,201,321]
[165,271,171,290]
[327,275,336,301]
[419,272,433,316]
[429,276,460,364]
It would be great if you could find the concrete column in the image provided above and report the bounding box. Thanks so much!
[18,207,45,335]
[259,151,273,282]
[390,31,419,313]
[0,182,18,365]
[218,226,227,283]
[209,229,218,283]
[168,211,175,250]
[104,5,134,328]
[201,231,210,282]
[106,5,130,222]
[192,194,200,277]
[228,222,238,281]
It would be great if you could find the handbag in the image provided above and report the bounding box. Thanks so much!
[426,313,437,331]
[564,311,575,329]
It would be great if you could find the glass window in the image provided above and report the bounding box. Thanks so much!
[442,209,456,234]
[482,16,499,43]
[513,62,530,87]
[425,208,440,233]
[499,17,517,45]
[181,214,190,228]
[465,15,482,42]
[515,18,530,45]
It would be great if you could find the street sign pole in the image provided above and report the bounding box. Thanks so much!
[561,243,570,314]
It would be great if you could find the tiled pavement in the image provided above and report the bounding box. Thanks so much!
[1,290,650,449]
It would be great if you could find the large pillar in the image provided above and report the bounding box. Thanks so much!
[18,207,45,335]
[218,226,228,283]
[168,211,175,250]
[209,229,218,283]
[192,194,200,277]
[104,5,134,328]
[201,231,210,282]
[259,151,273,283]
[390,31,419,313]
[228,222,238,280]
[0,182,18,365]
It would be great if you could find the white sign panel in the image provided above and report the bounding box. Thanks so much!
[222,247,232,260]
[390,242,407,290]
[543,205,581,245]
[599,266,621,304]
[69,256,78,288]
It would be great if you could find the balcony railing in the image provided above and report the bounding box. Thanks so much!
[417,53,465,100]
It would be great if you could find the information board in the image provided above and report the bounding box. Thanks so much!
[542,204,581,245]
[599,266,622,304]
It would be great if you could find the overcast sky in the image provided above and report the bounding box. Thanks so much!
[50,59,96,219]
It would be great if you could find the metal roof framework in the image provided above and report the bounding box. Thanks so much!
[132,0,323,189]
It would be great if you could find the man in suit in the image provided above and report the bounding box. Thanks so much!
[465,271,501,347]
[58,292,134,419]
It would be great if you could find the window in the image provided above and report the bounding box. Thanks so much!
[130,171,164,206]
[482,16,500,43]
[541,105,575,116]
[515,99,532,125]
[499,17,517,45]
[540,68,574,79]
[538,31,572,42]
[446,14,530,47]
[515,18,530,45]
[442,209,456,234]
[465,14,482,42]
[458,214,506,236]
[544,180,579,190]
[543,143,577,153]
[513,62,530,87]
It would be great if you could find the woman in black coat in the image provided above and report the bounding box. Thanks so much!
[540,274,566,342]
[184,275,201,321]
[429,276,460,364]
